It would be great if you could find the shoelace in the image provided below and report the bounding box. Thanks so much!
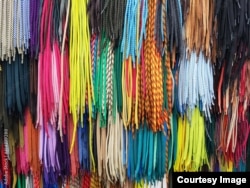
[36,0,54,132]
[178,51,215,121]
[166,0,184,61]
[69,2,95,176]
[121,0,139,63]
[95,0,126,42]
[30,0,40,58]
[122,57,132,128]
[144,0,164,132]
[78,110,90,172]
[0,0,31,60]
[114,44,123,114]
[226,80,238,153]
[185,0,214,58]
[162,1,173,185]
[4,54,29,123]
[107,41,114,124]
[96,113,107,183]
[58,0,70,139]
[67,117,79,178]
[174,108,209,171]
[112,111,126,184]
[90,35,98,117]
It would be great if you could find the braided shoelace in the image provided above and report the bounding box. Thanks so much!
[144,0,164,132]
[161,0,171,175]
[0,0,31,60]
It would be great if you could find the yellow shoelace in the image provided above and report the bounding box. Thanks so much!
[174,108,210,171]
[69,0,95,171]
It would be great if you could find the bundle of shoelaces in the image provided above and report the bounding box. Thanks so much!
[1,0,250,187]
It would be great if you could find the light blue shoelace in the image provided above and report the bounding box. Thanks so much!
[121,0,138,64]
[178,51,214,121]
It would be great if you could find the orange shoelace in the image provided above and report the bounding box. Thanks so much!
[144,0,164,132]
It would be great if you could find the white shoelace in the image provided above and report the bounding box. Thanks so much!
[0,0,30,60]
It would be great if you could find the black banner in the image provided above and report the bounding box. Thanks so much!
[172,172,250,188]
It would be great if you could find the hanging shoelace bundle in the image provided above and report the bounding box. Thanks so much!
[144,0,164,132]
[213,0,250,171]
[166,0,184,63]
[105,109,126,184]
[69,0,96,175]
[178,51,215,120]
[37,0,54,129]
[4,54,30,123]
[36,0,68,185]
[184,0,214,58]
[39,123,64,186]
[154,0,163,53]
[125,123,152,182]
[0,0,13,60]
[87,0,101,35]
[121,0,146,63]
[215,0,250,92]
[174,108,209,171]
[30,0,40,58]
[88,0,126,43]
[0,0,30,60]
